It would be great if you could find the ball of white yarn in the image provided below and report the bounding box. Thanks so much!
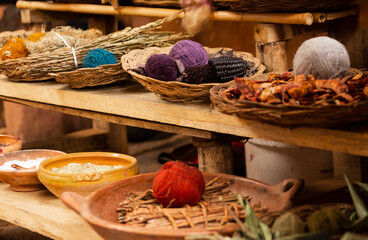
[293,36,350,79]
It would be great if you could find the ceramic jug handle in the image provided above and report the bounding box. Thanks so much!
[278,178,305,201]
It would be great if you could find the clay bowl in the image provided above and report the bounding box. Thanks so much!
[0,134,22,154]
[38,152,139,198]
[0,149,66,191]
[61,172,304,240]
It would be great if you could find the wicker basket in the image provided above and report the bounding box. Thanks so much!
[121,46,266,103]
[50,62,129,89]
[213,0,356,12]
[210,72,368,128]
[0,12,185,82]
[131,0,355,12]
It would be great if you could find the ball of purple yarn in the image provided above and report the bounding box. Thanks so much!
[169,40,208,68]
[145,54,179,81]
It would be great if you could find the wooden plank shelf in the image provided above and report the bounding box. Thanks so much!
[0,75,367,157]
[0,183,103,240]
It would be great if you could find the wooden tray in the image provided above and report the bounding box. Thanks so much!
[61,172,304,240]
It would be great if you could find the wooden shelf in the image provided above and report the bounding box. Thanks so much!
[0,183,102,240]
[0,75,368,157]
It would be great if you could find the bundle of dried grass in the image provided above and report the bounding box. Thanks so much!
[0,11,188,81]
[25,26,103,54]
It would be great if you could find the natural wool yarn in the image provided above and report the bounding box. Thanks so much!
[145,54,179,81]
[0,37,28,61]
[169,40,208,68]
[26,32,46,42]
[82,48,117,68]
[153,161,205,208]
[25,26,102,54]
[179,0,212,35]
[293,36,350,79]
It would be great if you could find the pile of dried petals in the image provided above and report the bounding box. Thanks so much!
[220,73,368,106]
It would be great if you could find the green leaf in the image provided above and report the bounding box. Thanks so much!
[245,200,261,237]
[344,174,368,219]
[259,222,273,240]
[340,232,368,240]
[356,182,368,192]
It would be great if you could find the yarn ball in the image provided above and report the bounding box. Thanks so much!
[169,40,208,68]
[153,161,205,208]
[82,48,117,68]
[293,36,350,79]
[0,37,28,61]
[26,32,46,42]
[145,54,179,81]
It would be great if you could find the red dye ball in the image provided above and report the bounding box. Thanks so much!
[153,161,205,208]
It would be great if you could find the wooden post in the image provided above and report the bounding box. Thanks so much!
[192,136,233,174]
[254,23,291,72]
[108,123,128,154]
[88,15,117,35]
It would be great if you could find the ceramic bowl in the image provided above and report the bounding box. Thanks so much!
[61,172,304,240]
[0,149,66,191]
[0,134,22,154]
[38,152,139,198]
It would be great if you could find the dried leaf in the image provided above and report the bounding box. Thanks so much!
[344,174,368,220]
[340,232,368,240]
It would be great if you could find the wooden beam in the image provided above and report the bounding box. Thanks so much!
[0,96,216,140]
[16,1,321,25]
[22,128,109,153]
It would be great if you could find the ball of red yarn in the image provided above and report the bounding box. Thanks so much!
[169,40,208,68]
[153,161,205,208]
[145,54,179,81]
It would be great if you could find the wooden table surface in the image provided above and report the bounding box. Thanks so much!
[0,183,103,240]
[0,75,367,157]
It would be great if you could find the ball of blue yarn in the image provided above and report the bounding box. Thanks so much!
[82,48,117,68]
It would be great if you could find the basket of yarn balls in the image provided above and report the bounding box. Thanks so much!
[50,48,130,89]
[121,40,265,103]
[0,32,47,61]
[210,36,368,128]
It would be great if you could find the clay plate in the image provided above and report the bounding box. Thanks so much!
[0,149,66,191]
[61,172,304,240]
[0,135,22,154]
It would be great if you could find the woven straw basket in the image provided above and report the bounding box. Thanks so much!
[213,0,356,12]
[132,0,355,12]
[121,46,266,103]
[210,71,368,128]
[50,62,129,89]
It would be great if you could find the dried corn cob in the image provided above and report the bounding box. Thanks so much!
[209,56,248,83]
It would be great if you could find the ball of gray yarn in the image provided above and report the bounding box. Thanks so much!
[293,36,350,79]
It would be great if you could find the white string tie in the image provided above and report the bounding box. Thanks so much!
[55,33,78,69]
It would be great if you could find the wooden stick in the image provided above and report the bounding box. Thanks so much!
[17,1,318,25]
[311,13,327,23]
[326,8,359,21]
[11,164,36,170]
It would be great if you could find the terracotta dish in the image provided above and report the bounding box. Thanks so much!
[61,172,304,240]
[0,134,22,154]
[38,152,139,198]
[0,149,66,191]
